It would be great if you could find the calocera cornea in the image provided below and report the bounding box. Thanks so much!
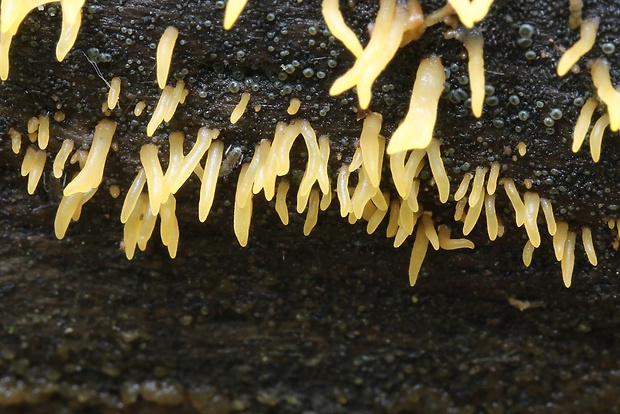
[1,0,619,288]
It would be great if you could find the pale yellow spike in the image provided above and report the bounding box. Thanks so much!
[572,98,598,152]
[454,173,473,201]
[337,165,351,217]
[557,18,599,77]
[123,194,148,260]
[463,32,485,117]
[329,0,398,107]
[234,164,253,247]
[581,227,597,266]
[275,180,290,225]
[303,189,320,236]
[553,221,569,262]
[56,3,83,61]
[159,194,179,259]
[1,1,51,35]
[156,27,179,89]
[469,166,487,207]
[589,114,609,162]
[64,119,116,196]
[437,225,474,250]
[421,213,439,250]
[561,231,576,288]
[321,0,363,58]
[426,138,450,203]
[53,139,74,178]
[539,198,557,236]
[448,0,494,28]
[359,112,383,189]
[486,162,501,195]
[55,191,83,239]
[120,169,146,224]
[522,240,535,267]
[223,0,249,30]
[60,0,85,25]
[387,56,445,153]
[484,193,498,241]
[140,144,166,216]
[591,59,620,131]
[199,140,224,223]
[503,178,525,227]
[409,223,429,286]
[523,192,541,248]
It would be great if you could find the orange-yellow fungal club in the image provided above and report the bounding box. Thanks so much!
[591,59,620,131]
[37,114,50,150]
[230,92,250,124]
[523,192,541,248]
[169,128,218,194]
[522,240,535,267]
[56,0,84,61]
[572,98,598,152]
[337,165,351,217]
[448,0,494,28]
[108,77,121,110]
[120,169,146,224]
[426,138,450,203]
[421,212,439,250]
[320,184,333,211]
[223,0,249,30]
[454,173,473,202]
[468,166,487,207]
[561,230,576,288]
[321,0,364,58]
[540,197,557,236]
[234,164,253,247]
[134,101,146,116]
[329,0,423,109]
[156,26,179,89]
[123,194,148,260]
[136,204,157,252]
[159,194,180,259]
[557,18,599,76]
[359,112,383,189]
[8,128,21,154]
[553,221,569,262]
[367,192,389,234]
[438,225,474,250]
[275,180,290,225]
[503,178,525,227]
[484,193,498,241]
[238,140,268,208]
[54,191,83,239]
[589,114,609,162]
[387,56,445,153]
[463,32,485,117]
[462,190,483,235]
[140,144,167,216]
[303,189,320,236]
[409,223,429,286]
[21,147,47,195]
[297,121,322,198]
[317,135,332,196]
[53,139,74,178]
[287,98,301,115]
[582,227,597,266]
[199,140,225,223]
[0,0,85,79]
[63,119,116,196]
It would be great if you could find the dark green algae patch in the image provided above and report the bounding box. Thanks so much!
[1,0,620,412]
